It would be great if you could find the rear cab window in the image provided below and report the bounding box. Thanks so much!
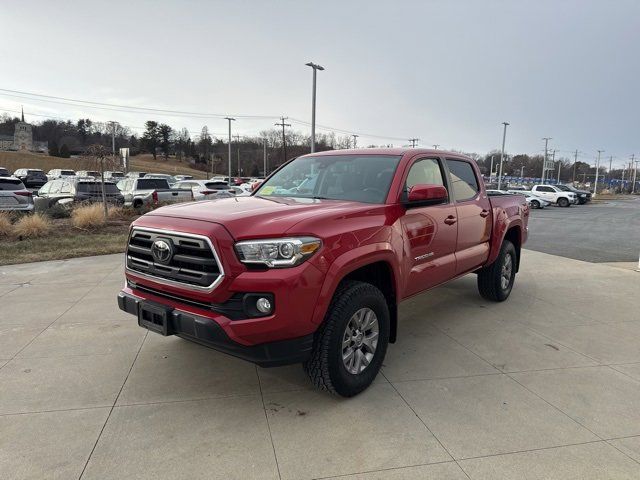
[445,159,480,202]
[137,179,170,190]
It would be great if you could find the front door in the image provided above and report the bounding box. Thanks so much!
[401,157,458,297]
[445,158,492,274]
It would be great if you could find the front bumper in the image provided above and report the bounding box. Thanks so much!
[118,291,314,367]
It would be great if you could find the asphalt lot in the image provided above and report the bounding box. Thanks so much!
[526,196,640,263]
[1,250,640,479]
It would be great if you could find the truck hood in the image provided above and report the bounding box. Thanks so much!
[144,195,378,239]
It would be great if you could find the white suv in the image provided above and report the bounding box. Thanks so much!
[530,185,576,207]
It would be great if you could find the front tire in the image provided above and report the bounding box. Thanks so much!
[477,240,517,302]
[558,197,570,207]
[304,281,390,397]
[531,200,540,209]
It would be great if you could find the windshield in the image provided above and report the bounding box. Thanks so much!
[555,185,570,191]
[256,155,401,203]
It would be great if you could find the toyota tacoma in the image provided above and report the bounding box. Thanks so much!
[118,149,529,396]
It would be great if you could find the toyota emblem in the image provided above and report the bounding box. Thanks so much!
[151,239,173,264]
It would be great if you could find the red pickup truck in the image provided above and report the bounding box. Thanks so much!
[118,149,528,396]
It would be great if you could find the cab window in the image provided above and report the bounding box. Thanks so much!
[446,159,479,202]
[406,158,445,189]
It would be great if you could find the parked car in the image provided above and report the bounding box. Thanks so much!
[75,170,101,179]
[230,185,252,196]
[507,190,550,209]
[173,175,194,181]
[0,167,11,177]
[46,169,76,181]
[172,180,234,201]
[530,184,576,207]
[144,173,178,186]
[555,184,591,204]
[104,171,126,181]
[116,177,192,207]
[126,171,147,179]
[0,177,34,212]
[118,149,529,396]
[13,168,48,188]
[35,178,124,209]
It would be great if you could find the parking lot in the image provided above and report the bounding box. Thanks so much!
[1,243,639,479]
[526,196,640,263]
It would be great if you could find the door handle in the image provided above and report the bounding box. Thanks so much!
[444,215,457,225]
[480,209,490,218]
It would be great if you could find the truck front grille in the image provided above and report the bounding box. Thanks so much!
[126,228,224,291]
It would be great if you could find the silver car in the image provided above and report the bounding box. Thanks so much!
[0,177,34,212]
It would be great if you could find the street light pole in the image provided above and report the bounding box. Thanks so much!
[305,62,324,153]
[542,138,551,184]
[594,150,604,197]
[224,117,236,186]
[489,155,495,184]
[632,154,637,194]
[497,122,509,190]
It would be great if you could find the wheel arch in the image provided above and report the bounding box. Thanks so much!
[312,246,401,343]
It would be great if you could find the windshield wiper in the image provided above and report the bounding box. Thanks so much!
[311,196,329,200]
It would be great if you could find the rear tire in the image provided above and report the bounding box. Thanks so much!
[304,281,389,397]
[477,240,517,302]
[558,197,570,207]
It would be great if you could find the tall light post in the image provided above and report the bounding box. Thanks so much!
[594,150,604,197]
[541,137,551,183]
[263,138,268,177]
[497,122,509,190]
[224,117,235,186]
[489,155,495,184]
[305,62,324,153]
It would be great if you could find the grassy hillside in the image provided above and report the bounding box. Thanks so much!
[0,151,213,178]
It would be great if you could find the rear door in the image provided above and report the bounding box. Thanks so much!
[445,158,491,274]
[401,156,458,296]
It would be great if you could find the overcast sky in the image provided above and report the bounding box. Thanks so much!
[2,0,638,167]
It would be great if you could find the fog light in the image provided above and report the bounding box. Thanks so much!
[256,297,272,314]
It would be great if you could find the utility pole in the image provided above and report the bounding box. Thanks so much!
[224,117,236,186]
[497,122,509,190]
[594,150,604,197]
[408,138,419,148]
[489,155,495,184]
[572,149,578,183]
[520,165,525,181]
[555,151,562,183]
[351,134,359,148]
[608,156,613,184]
[542,138,551,184]
[275,117,291,163]
[432,144,440,150]
[305,62,324,153]
[263,138,267,177]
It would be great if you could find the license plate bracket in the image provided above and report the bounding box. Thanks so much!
[138,301,173,336]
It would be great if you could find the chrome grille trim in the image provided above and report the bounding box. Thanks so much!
[125,227,225,293]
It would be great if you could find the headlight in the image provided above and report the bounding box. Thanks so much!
[235,237,321,268]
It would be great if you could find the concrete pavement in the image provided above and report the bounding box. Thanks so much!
[1,250,639,479]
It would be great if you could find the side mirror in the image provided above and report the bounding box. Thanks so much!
[251,181,262,192]
[405,184,448,207]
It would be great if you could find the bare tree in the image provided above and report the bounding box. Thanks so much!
[84,144,119,219]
